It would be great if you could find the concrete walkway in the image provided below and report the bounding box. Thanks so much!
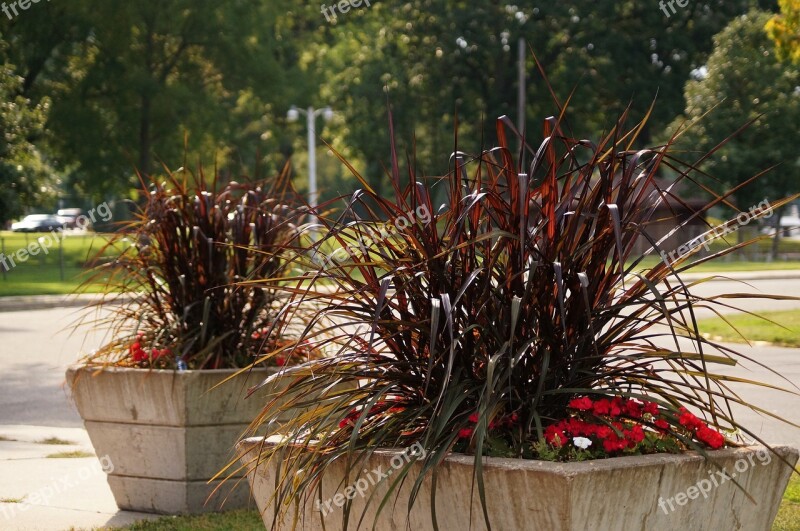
[0,426,158,531]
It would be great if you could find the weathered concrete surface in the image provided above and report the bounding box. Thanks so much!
[0,425,160,531]
[67,367,275,514]
[239,439,798,531]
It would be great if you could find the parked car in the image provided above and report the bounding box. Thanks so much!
[10,214,64,232]
[57,208,85,229]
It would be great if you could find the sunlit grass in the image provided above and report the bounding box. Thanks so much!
[37,437,76,446]
[697,310,800,348]
[116,509,263,530]
[774,475,800,530]
[45,451,94,459]
[0,231,118,296]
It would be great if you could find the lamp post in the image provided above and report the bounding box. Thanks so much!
[287,105,335,225]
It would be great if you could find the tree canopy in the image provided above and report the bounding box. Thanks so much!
[0,0,792,214]
[673,11,800,212]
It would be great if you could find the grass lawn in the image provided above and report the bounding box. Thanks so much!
[774,475,800,531]
[110,480,800,529]
[697,310,800,348]
[0,231,116,296]
[115,509,263,530]
[629,255,800,273]
[2,227,800,297]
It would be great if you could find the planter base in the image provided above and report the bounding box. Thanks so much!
[238,438,797,531]
[108,476,253,514]
[68,367,277,514]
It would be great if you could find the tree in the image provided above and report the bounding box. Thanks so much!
[767,0,800,63]
[672,11,800,258]
[304,0,773,197]
[2,0,308,201]
[0,49,54,224]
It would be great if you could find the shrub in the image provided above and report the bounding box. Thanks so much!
[79,167,313,370]
[241,108,798,527]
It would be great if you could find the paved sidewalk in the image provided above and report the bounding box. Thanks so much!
[0,294,125,313]
[0,425,159,531]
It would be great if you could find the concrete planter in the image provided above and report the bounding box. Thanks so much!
[237,437,797,530]
[66,366,278,514]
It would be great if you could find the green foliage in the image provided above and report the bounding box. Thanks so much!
[767,0,800,64]
[672,11,800,210]
[1,1,774,207]
[0,50,54,224]
[309,0,774,196]
[3,0,307,201]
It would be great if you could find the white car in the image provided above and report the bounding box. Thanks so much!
[10,214,64,233]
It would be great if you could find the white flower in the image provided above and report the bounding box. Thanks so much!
[573,437,592,450]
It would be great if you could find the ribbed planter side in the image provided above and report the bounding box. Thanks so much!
[237,438,797,531]
[67,366,279,514]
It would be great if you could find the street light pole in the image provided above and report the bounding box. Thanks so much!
[306,106,318,214]
[287,105,334,226]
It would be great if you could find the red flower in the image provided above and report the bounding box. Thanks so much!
[544,425,567,446]
[339,409,361,429]
[602,434,627,453]
[569,397,593,411]
[130,342,148,363]
[274,356,286,367]
[458,428,474,439]
[566,418,590,437]
[626,425,645,444]
[595,425,613,439]
[696,426,725,449]
[623,400,643,419]
[609,397,623,417]
[643,401,659,416]
[678,408,704,431]
[654,419,670,432]
[592,399,612,416]
[468,413,479,423]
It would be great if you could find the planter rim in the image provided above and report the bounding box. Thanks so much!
[237,436,797,475]
[67,364,276,376]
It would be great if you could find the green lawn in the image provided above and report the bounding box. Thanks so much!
[114,509,263,530]
[2,228,800,297]
[629,255,800,273]
[0,231,116,296]
[107,478,800,529]
[774,475,800,531]
[697,310,800,348]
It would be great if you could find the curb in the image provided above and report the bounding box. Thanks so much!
[0,294,114,313]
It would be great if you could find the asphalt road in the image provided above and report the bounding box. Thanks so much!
[0,306,111,427]
[0,277,798,442]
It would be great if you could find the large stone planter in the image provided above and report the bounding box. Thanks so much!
[237,437,797,530]
[66,366,278,514]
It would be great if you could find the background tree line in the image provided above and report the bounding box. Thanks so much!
[0,0,796,226]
